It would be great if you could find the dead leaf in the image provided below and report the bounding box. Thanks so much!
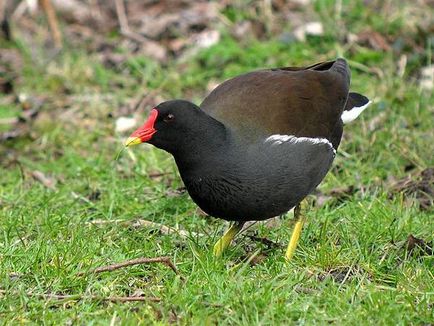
[356,30,392,51]
[168,38,188,53]
[9,272,22,281]
[317,265,369,283]
[98,51,128,68]
[134,2,219,40]
[232,21,254,40]
[137,39,167,62]
[313,185,357,207]
[51,0,117,34]
[165,186,187,197]
[405,234,433,257]
[247,251,268,266]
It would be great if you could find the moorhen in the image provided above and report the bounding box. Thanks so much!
[125,58,370,260]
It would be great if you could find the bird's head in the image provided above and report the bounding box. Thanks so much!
[125,100,225,155]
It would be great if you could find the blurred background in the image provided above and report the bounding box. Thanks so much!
[0,0,433,323]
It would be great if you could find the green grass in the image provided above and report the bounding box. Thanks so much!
[1,1,433,324]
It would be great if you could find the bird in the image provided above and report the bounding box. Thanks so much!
[125,58,370,260]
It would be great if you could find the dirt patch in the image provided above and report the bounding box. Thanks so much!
[389,168,434,211]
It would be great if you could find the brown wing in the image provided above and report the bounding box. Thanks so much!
[200,59,350,145]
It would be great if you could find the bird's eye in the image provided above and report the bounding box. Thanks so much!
[163,114,175,123]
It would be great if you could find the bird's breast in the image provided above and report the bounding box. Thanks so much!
[181,172,300,221]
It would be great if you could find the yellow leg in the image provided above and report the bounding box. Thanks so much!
[213,222,245,257]
[285,201,308,261]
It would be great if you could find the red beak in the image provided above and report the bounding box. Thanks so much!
[125,109,158,147]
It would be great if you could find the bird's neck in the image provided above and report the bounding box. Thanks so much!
[172,121,232,177]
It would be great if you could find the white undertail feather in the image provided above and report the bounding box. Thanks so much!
[265,134,336,154]
[341,101,371,124]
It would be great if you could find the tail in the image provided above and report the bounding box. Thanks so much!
[341,92,371,124]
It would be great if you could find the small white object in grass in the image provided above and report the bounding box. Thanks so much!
[294,22,324,41]
[18,93,29,103]
[420,65,434,91]
[194,30,220,49]
[292,0,311,5]
[26,0,38,12]
[341,101,371,124]
[304,22,324,36]
[115,117,137,133]
[347,33,358,43]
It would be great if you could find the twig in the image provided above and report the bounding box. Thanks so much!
[0,289,160,302]
[120,29,149,44]
[31,170,57,190]
[38,0,62,48]
[0,0,5,22]
[78,256,178,276]
[114,0,128,32]
[114,0,148,44]
[148,172,171,179]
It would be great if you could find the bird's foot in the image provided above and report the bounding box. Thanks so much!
[213,222,244,257]
[285,201,308,261]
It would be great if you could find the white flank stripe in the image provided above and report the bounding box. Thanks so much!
[341,101,371,124]
[265,134,336,154]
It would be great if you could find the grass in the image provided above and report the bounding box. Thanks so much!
[1,1,433,324]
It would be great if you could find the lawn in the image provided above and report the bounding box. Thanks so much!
[0,0,433,324]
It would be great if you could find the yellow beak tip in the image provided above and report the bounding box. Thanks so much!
[125,137,142,147]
